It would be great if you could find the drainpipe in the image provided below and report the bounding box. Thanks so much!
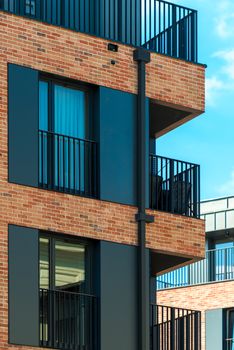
[133,48,154,350]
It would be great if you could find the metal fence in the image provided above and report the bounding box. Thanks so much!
[39,130,98,198]
[157,246,234,290]
[0,0,198,62]
[150,154,200,218]
[226,338,234,350]
[40,289,98,350]
[151,304,201,350]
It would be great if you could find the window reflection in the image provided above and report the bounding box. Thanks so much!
[55,240,85,293]
[40,237,49,289]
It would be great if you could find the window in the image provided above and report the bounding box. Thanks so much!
[225,309,234,350]
[25,0,35,16]
[1,0,14,11]
[39,77,98,198]
[39,234,96,349]
[212,241,234,281]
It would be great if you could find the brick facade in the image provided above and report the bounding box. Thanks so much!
[157,280,234,350]
[0,11,205,114]
[0,10,205,350]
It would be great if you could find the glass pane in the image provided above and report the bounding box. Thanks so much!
[39,237,49,344]
[54,85,86,139]
[2,0,15,11]
[227,210,234,229]
[39,81,48,131]
[55,240,85,293]
[54,85,86,192]
[39,81,49,186]
[25,0,35,16]
[40,237,49,289]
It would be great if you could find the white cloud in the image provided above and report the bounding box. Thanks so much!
[205,76,224,106]
[213,49,234,79]
[214,0,234,39]
[217,169,234,196]
[206,49,234,106]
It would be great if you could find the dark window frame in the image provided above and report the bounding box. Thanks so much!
[38,74,98,198]
[39,232,98,349]
[39,231,94,295]
[25,0,36,16]
[39,74,95,141]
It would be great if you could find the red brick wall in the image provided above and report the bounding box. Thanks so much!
[0,11,205,113]
[157,280,234,349]
[0,10,205,350]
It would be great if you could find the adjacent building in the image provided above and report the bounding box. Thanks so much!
[0,1,205,350]
[158,196,234,350]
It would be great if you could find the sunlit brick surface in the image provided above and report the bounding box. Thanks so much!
[158,280,234,350]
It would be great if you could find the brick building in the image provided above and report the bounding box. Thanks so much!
[0,1,205,350]
[158,196,234,350]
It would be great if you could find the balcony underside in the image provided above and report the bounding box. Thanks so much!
[152,252,191,275]
[157,245,234,289]
[150,101,200,138]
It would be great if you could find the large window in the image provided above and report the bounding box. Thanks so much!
[39,234,96,349]
[39,77,98,198]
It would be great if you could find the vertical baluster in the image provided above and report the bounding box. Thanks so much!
[154,0,157,51]
[78,139,81,193]
[68,136,70,192]
[56,134,59,191]
[163,0,165,54]
[73,138,75,193]
[58,291,61,347]
[63,135,65,192]
[84,141,86,195]
[159,0,161,53]
[168,2,171,55]
[88,142,91,196]
[172,3,177,57]
[40,289,43,345]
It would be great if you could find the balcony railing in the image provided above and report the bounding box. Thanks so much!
[151,304,201,350]
[40,289,98,350]
[39,130,98,198]
[0,0,198,62]
[150,155,200,218]
[157,246,234,290]
[226,338,234,350]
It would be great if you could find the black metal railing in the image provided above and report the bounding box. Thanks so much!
[151,304,201,350]
[226,338,234,350]
[0,0,198,62]
[157,246,234,290]
[40,289,98,350]
[39,130,98,198]
[150,155,200,218]
[143,0,197,62]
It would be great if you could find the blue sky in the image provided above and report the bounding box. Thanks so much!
[157,0,234,200]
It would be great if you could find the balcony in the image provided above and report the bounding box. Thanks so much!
[40,289,98,350]
[150,155,200,218]
[39,130,98,198]
[157,246,234,290]
[0,0,198,62]
[151,304,201,350]
[226,339,234,350]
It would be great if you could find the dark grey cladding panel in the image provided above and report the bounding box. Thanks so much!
[8,225,39,346]
[8,64,39,187]
[99,86,149,207]
[99,241,150,350]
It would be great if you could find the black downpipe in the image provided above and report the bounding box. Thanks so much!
[133,48,154,350]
